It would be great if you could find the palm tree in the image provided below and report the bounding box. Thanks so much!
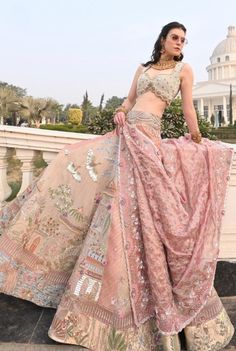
[0,87,20,125]
[46,100,64,124]
[20,97,61,126]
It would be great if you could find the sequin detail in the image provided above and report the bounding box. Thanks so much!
[67,162,82,182]
[86,149,98,182]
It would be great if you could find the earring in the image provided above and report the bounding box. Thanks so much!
[160,45,166,54]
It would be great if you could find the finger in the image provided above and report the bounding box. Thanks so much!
[117,112,124,123]
[115,125,119,136]
[117,117,122,126]
[119,115,125,126]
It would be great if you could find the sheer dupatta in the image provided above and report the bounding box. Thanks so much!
[118,116,233,334]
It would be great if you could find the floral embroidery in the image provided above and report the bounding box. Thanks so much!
[105,328,128,351]
[49,184,73,215]
[184,308,234,351]
[48,184,89,225]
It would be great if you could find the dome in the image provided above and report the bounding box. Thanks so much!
[212,26,236,57]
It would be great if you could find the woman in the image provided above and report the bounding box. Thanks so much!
[0,22,234,351]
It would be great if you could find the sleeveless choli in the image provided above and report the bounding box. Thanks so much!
[136,62,184,105]
[0,70,234,350]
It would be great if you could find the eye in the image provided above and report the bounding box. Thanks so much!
[172,34,179,40]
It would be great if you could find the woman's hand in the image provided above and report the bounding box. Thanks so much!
[191,131,202,143]
[113,111,126,135]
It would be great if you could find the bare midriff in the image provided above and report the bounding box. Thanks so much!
[131,91,167,119]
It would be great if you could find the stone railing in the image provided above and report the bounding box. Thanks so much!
[0,125,236,261]
[0,125,98,200]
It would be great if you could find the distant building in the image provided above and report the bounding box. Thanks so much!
[193,26,236,126]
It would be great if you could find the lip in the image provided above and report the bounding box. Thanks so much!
[174,47,181,51]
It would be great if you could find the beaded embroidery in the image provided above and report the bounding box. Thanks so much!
[136,62,184,105]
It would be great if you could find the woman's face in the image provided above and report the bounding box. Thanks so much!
[162,28,187,57]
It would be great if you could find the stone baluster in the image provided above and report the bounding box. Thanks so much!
[0,146,12,206]
[42,151,57,165]
[16,149,37,195]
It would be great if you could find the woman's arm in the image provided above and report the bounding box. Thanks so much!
[180,63,201,136]
[121,64,143,112]
[113,65,143,132]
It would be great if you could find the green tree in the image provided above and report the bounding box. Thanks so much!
[87,109,115,135]
[105,96,125,110]
[81,91,98,124]
[64,103,81,110]
[99,93,105,112]
[62,103,81,122]
[161,97,216,140]
[0,81,26,98]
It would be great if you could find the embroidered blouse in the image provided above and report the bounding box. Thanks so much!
[136,62,185,105]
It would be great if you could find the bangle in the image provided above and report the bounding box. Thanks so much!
[191,131,202,143]
[114,105,128,115]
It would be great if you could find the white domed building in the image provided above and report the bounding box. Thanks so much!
[193,25,236,126]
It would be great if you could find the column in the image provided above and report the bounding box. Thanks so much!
[16,149,36,195]
[0,147,12,206]
[200,98,204,116]
[208,69,212,80]
[222,66,225,80]
[208,99,212,122]
[223,96,227,125]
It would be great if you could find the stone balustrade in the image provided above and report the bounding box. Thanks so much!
[0,125,236,261]
[0,125,98,198]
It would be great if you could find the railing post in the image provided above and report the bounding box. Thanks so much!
[0,146,12,206]
[42,151,57,165]
[16,148,37,195]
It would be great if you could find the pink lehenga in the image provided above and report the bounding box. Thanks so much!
[0,109,234,351]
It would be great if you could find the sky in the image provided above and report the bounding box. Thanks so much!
[0,0,236,106]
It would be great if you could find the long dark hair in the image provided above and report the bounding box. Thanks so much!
[142,22,187,67]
